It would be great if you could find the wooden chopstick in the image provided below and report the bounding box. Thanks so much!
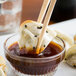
[36,0,57,54]
[37,0,51,23]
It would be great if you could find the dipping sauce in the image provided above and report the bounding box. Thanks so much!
[6,41,65,75]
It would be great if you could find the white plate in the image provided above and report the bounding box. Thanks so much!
[0,19,76,76]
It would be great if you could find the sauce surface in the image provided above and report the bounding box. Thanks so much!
[8,41,63,58]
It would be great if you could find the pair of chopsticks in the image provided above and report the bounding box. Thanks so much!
[36,0,57,54]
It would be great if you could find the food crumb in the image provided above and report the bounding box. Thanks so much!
[44,45,46,47]
[46,31,48,33]
[37,26,42,29]
[25,25,27,28]
[34,35,37,37]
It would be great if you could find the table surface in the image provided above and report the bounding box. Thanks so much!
[0,19,76,76]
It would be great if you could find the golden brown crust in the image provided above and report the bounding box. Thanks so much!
[20,20,33,27]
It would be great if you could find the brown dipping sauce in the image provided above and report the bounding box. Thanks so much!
[6,41,65,75]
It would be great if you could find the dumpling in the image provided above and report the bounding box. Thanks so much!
[65,44,76,67]
[55,30,74,50]
[18,20,57,53]
[0,56,7,76]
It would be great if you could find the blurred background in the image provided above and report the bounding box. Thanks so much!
[22,0,76,24]
[0,0,76,34]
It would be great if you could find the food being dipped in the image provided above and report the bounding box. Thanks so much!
[18,20,57,54]
[4,20,65,76]
[0,56,7,76]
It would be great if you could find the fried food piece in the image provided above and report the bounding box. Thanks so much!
[0,56,7,76]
